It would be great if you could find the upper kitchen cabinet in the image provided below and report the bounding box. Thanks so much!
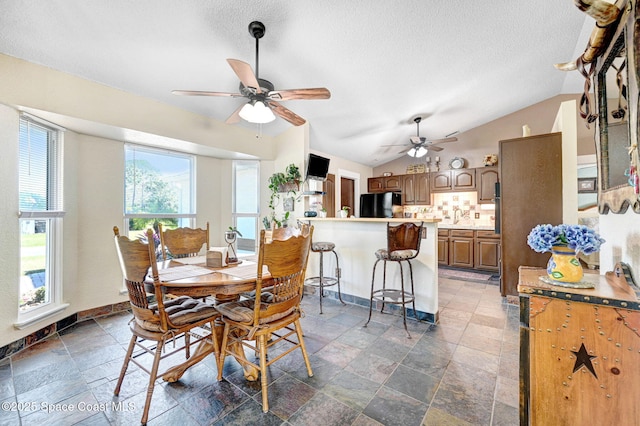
[477,167,499,203]
[368,175,402,193]
[430,169,476,192]
[402,173,430,205]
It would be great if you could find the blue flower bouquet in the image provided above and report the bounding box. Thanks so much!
[527,224,605,255]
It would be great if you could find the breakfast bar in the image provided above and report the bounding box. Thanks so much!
[305,217,440,323]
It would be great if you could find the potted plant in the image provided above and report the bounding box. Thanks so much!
[268,163,301,210]
[263,211,290,229]
[225,226,242,240]
[340,206,350,218]
[319,207,327,218]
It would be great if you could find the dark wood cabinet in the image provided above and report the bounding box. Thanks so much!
[500,133,563,297]
[476,167,499,203]
[474,230,500,271]
[431,169,476,192]
[438,228,501,270]
[367,177,384,192]
[430,171,453,192]
[384,175,402,191]
[402,173,430,205]
[452,169,476,191]
[367,175,402,193]
[437,229,449,265]
[449,229,474,268]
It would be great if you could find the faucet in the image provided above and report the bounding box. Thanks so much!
[453,206,462,224]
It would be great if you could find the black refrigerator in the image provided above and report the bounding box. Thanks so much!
[360,192,402,218]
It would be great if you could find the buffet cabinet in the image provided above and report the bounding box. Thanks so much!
[519,265,640,425]
[438,228,500,271]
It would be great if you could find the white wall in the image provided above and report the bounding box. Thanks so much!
[0,105,230,347]
[0,105,22,345]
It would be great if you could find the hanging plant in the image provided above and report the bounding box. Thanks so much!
[268,163,301,209]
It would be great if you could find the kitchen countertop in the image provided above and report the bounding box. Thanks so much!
[439,223,496,231]
[304,217,441,224]
[304,217,495,230]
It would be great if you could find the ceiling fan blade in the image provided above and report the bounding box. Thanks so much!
[225,104,244,124]
[172,90,243,97]
[269,101,306,126]
[427,145,444,152]
[268,88,331,101]
[430,136,458,144]
[227,58,261,93]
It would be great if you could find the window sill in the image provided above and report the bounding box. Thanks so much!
[13,303,70,330]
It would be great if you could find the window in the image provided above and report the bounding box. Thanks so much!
[232,161,260,254]
[124,145,195,259]
[18,116,64,317]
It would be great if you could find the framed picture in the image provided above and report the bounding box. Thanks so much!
[578,177,597,193]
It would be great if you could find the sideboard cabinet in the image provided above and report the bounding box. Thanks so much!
[518,265,640,425]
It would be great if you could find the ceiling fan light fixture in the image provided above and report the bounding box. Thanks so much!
[239,100,275,124]
[407,146,428,158]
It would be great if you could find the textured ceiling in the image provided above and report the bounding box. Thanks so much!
[0,0,593,166]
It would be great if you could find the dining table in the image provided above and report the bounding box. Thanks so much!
[145,255,267,382]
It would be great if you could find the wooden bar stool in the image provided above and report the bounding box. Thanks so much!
[304,241,345,313]
[364,222,423,338]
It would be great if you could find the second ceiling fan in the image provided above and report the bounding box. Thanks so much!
[172,21,331,126]
[401,117,458,158]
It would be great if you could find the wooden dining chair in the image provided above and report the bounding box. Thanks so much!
[113,227,220,425]
[158,222,209,260]
[216,224,314,413]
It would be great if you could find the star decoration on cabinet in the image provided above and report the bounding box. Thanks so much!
[571,343,598,378]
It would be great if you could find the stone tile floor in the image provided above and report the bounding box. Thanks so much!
[0,276,519,425]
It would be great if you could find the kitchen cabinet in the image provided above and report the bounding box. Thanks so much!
[367,175,402,193]
[430,169,476,192]
[449,229,474,268]
[437,229,449,265]
[474,230,500,271]
[476,167,499,204]
[519,264,640,426]
[438,228,501,270]
[402,173,430,205]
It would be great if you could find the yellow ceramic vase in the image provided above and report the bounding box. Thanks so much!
[547,245,584,283]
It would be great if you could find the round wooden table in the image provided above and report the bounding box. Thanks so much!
[146,257,267,382]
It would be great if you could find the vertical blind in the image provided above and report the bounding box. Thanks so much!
[19,117,63,215]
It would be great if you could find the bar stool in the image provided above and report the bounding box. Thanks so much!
[304,241,345,313]
[364,222,423,338]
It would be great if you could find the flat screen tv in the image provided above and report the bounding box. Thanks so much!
[305,153,330,181]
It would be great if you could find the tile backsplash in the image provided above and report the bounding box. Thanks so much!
[402,191,495,226]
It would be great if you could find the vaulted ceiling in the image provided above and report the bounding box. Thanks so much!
[0,0,593,166]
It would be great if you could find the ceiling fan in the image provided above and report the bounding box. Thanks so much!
[172,21,330,126]
[394,117,458,158]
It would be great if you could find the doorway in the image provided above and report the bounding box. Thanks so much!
[340,176,355,215]
[323,174,336,217]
